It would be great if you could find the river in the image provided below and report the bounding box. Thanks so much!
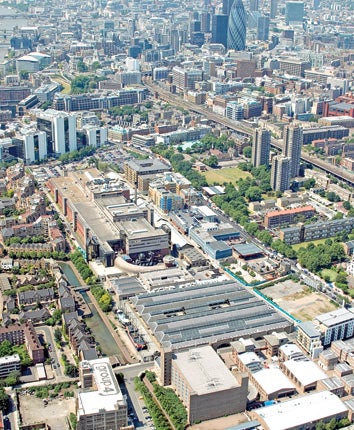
[0,6,28,62]
[59,262,122,357]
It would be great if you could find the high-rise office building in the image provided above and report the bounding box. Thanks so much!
[170,29,181,54]
[285,1,304,25]
[36,109,77,157]
[200,12,211,32]
[250,0,259,11]
[271,156,291,192]
[257,15,270,41]
[270,0,277,18]
[252,128,271,168]
[222,0,234,15]
[211,14,229,48]
[227,0,246,51]
[283,124,303,178]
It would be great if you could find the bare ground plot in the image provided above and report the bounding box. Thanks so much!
[261,281,337,321]
[19,394,76,430]
[189,412,249,430]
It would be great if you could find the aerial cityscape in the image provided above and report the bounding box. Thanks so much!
[0,0,353,429]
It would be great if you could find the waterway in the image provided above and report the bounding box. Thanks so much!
[0,6,28,62]
[59,262,121,357]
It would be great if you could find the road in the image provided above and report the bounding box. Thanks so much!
[144,80,354,186]
[35,326,62,377]
[117,363,155,429]
[4,392,18,430]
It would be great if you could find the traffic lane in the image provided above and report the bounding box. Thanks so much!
[123,377,147,427]
[35,326,62,377]
[6,392,16,430]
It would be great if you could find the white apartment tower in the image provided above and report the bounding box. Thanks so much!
[36,109,77,157]
[283,124,303,178]
[252,127,271,168]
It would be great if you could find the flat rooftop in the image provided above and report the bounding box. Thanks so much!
[314,307,354,328]
[173,345,239,395]
[78,358,125,416]
[283,359,327,387]
[254,391,348,430]
[125,158,171,173]
[139,267,195,290]
[131,279,293,350]
[251,368,295,396]
[233,243,263,257]
[118,218,167,239]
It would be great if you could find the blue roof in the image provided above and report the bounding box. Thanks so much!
[233,243,263,256]
[225,420,260,430]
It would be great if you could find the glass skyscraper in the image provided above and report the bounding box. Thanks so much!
[227,0,246,51]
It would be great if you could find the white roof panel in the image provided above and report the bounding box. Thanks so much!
[254,391,348,430]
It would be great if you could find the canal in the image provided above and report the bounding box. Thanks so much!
[59,262,122,357]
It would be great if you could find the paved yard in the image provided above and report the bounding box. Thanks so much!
[19,394,76,430]
[189,412,249,430]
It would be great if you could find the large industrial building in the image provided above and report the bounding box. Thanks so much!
[130,279,294,385]
[47,169,170,266]
[77,358,128,430]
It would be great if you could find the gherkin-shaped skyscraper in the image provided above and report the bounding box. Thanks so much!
[227,0,246,50]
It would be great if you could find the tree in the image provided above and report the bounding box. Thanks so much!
[77,60,88,72]
[303,178,316,190]
[4,371,20,387]
[0,388,9,412]
[336,272,348,285]
[245,186,262,202]
[343,200,352,210]
[327,191,340,202]
[65,364,78,377]
[0,341,12,357]
[91,61,101,71]
[257,230,273,246]
[99,292,113,312]
[54,328,62,343]
[204,155,218,168]
[245,222,259,235]
[243,146,252,158]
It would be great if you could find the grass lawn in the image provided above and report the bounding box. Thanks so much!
[292,238,336,251]
[51,75,71,94]
[202,167,251,186]
[321,268,338,282]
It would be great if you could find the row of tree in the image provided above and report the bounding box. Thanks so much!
[69,251,95,284]
[90,285,113,313]
[134,377,170,430]
[59,145,96,164]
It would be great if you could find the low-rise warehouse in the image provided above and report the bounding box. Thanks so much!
[253,391,348,430]
[282,359,327,392]
[250,368,296,400]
